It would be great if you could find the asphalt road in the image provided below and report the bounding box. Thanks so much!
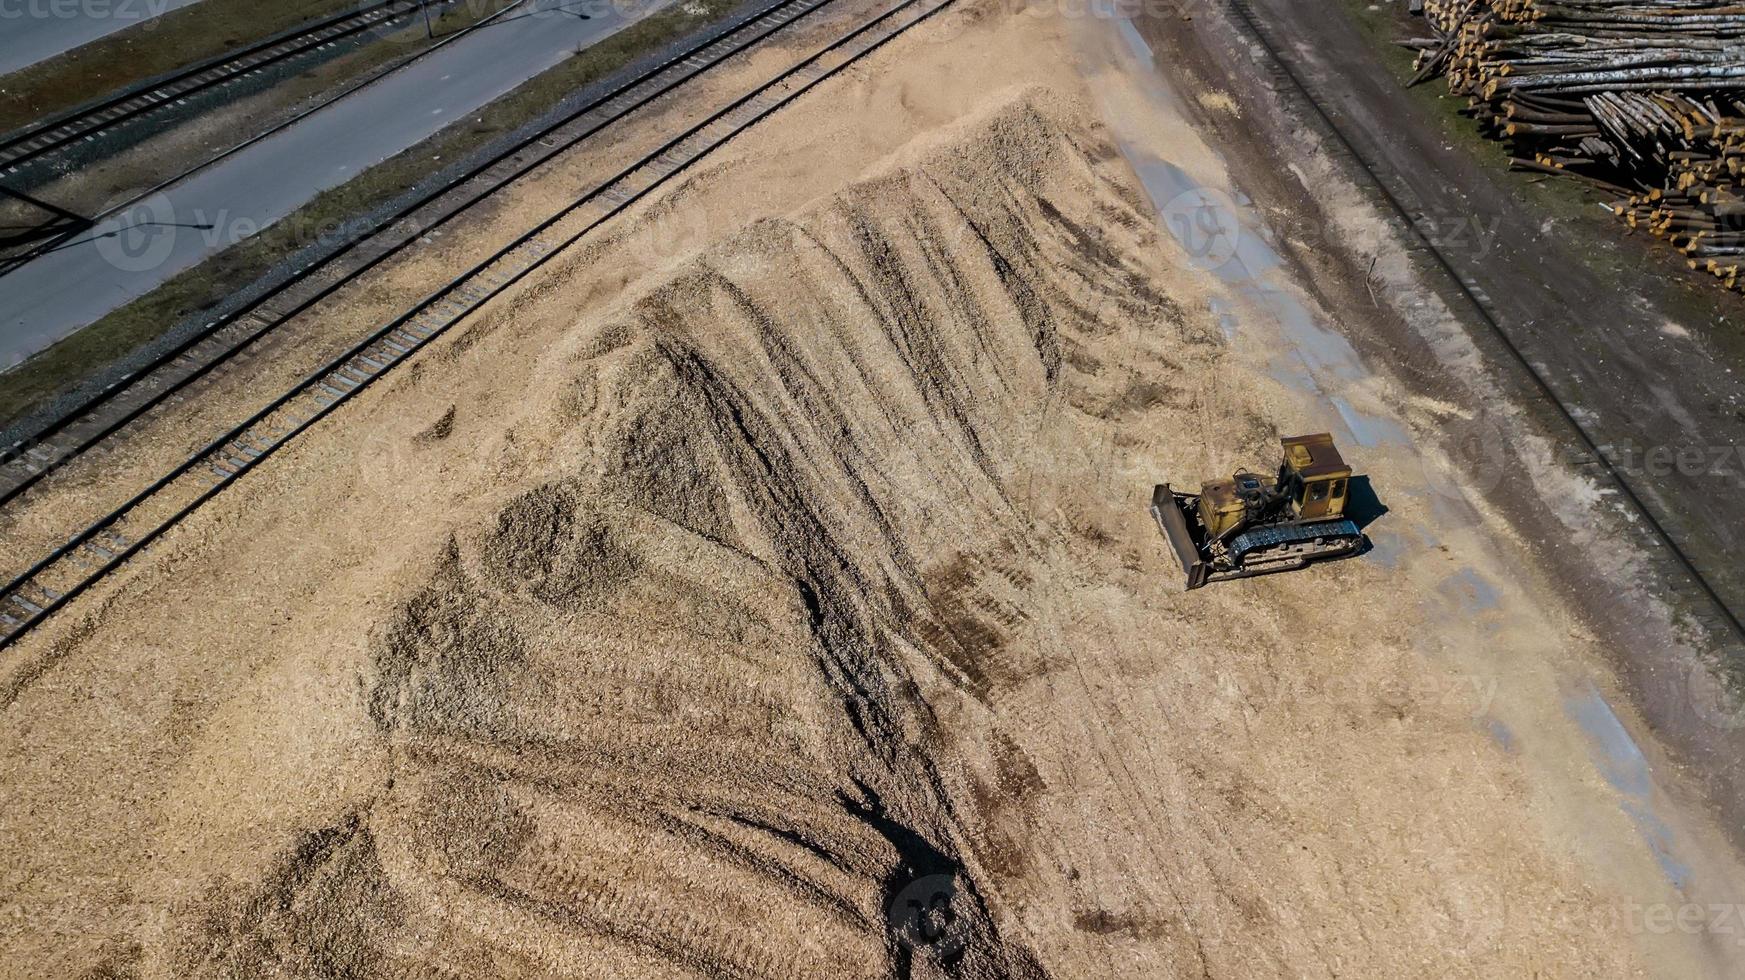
[0,0,669,369]
[0,0,206,77]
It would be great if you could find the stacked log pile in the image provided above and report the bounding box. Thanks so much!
[1407,0,1745,288]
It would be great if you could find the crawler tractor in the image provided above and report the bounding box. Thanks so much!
[1151,433,1364,590]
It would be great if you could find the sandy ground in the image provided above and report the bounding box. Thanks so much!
[2,2,1743,978]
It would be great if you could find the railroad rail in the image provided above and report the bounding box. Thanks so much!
[0,0,955,648]
[0,0,826,509]
[0,0,420,177]
[1225,0,1745,650]
[0,0,539,275]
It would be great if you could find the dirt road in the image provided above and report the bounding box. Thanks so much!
[2,1,1744,977]
[1137,0,1745,916]
[1218,0,1745,685]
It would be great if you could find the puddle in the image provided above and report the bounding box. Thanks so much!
[1566,684,1693,889]
[1365,528,1407,569]
[1333,396,1410,448]
[1131,152,1406,451]
[1097,20,1413,454]
[1438,567,1500,614]
[1208,296,1239,342]
[1117,16,1155,63]
[1484,717,1517,753]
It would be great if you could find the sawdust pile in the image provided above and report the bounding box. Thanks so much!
[172,89,1165,978]
[5,39,1664,970]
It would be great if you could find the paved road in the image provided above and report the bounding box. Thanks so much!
[0,0,206,77]
[0,0,669,368]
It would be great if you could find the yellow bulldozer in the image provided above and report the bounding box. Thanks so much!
[1151,433,1364,590]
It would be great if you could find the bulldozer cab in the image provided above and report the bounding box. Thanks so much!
[1279,433,1351,521]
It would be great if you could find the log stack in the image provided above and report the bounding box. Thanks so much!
[1406,0,1745,289]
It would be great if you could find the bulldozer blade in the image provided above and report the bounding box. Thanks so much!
[1150,484,1212,590]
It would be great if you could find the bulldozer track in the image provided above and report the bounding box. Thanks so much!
[0,0,958,650]
[1224,0,1745,650]
[0,0,420,178]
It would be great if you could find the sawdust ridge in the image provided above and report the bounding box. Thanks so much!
[167,87,1177,979]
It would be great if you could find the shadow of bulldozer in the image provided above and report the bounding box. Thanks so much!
[1344,475,1389,533]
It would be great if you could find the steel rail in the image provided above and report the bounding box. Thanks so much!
[0,0,825,509]
[0,0,955,648]
[0,0,541,276]
[0,0,419,176]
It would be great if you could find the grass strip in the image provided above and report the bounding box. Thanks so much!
[0,0,361,134]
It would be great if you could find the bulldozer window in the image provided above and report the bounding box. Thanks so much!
[1331,479,1345,499]
[1310,481,1329,502]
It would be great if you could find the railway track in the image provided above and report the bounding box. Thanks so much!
[0,0,956,648]
[0,0,540,276]
[1224,0,1745,650]
[0,0,823,508]
[0,0,420,178]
